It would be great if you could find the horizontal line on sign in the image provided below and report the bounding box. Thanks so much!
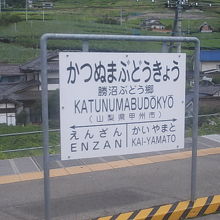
[74,118,177,128]
[0,147,220,185]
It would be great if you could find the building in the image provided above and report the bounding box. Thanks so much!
[0,51,59,125]
[200,50,220,73]
[142,18,166,31]
[184,50,220,115]
[0,64,24,125]
[0,100,17,126]
[186,83,220,116]
[28,0,33,9]
[20,50,59,91]
[199,22,213,33]
[1,49,219,125]
[42,2,54,9]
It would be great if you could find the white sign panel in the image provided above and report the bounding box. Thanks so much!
[59,52,186,160]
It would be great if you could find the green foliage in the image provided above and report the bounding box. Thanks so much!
[199,104,220,115]
[16,110,28,125]
[0,13,23,26]
[48,90,60,128]
[96,15,120,25]
[0,42,39,64]
[0,0,219,57]
[48,90,60,120]
[7,0,25,8]
[198,116,220,136]
[0,124,60,159]
[30,99,42,123]
[0,1,219,63]
[212,75,220,84]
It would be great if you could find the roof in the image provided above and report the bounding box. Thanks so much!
[186,84,220,105]
[199,85,220,96]
[150,21,165,26]
[200,50,220,62]
[20,50,59,73]
[199,22,213,29]
[0,64,22,76]
[143,19,165,27]
[0,80,40,102]
[0,98,22,105]
[10,91,41,101]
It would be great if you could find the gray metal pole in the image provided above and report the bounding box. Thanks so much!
[120,8,123,25]
[191,39,200,201]
[40,33,200,213]
[43,8,45,22]
[40,35,50,220]
[39,33,199,44]
[82,40,89,52]
[161,42,168,53]
[176,2,182,52]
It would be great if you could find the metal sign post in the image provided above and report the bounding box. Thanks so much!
[40,34,200,220]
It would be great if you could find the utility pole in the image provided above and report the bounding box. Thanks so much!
[25,0,28,21]
[169,0,183,52]
[0,0,2,13]
[120,8,122,25]
[176,0,182,52]
[43,8,45,22]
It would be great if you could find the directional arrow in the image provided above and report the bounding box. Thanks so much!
[73,118,177,129]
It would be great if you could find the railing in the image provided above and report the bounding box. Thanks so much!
[1,113,219,155]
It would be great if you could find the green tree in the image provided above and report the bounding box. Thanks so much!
[16,110,28,125]
[48,89,60,128]
[30,99,42,123]
[29,90,60,127]
[7,0,25,8]
[48,89,60,119]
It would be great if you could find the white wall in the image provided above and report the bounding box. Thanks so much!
[48,84,59,90]
[0,103,15,109]
[38,72,59,91]
[0,113,16,126]
[0,103,16,126]
[201,61,220,72]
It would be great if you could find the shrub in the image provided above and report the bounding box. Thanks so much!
[96,15,119,25]
[7,0,25,8]
[16,110,28,125]
[48,89,60,120]
[0,13,23,26]
[212,75,220,84]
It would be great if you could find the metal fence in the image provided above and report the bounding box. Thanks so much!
[1,113,219,155]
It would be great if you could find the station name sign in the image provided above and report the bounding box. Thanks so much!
[59,52,186,160]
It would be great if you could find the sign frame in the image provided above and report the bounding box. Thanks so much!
[40,33,200,220]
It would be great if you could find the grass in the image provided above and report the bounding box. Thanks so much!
[0,1,220,63]
[1,115,219,159]
[199,117,220,135]
[1,17,219,64]
[0,124,60,159]
[185,115,220,137]
[0,16,168,62]
[0,42,39,64]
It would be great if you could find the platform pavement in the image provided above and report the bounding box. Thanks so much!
[0,135,219,178]
[196,213,220,219]
[0,134,219,220]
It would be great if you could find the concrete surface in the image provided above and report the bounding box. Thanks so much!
[0,135,219,220]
